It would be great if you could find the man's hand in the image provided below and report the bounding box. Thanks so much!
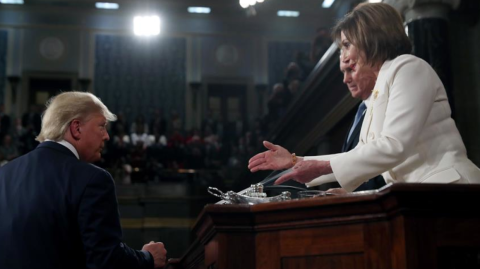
[248,141,293,172]
[274,160,333,185]
[142,241,167,268]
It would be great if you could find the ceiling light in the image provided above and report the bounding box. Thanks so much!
[95,2,119,9]
[133,16,161,36]
[188,7,211,14]
[322,0,335,8]
[0,0,24,4]
[368,0,382,2]
[239,0,249,8]
[257,0,264,2]
[277,10,300,17]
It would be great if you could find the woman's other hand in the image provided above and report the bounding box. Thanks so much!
[248,141,293,172]
[274,160,332,185]
[326,188,348,195]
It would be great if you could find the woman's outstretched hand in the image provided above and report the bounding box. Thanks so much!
[248,141,293,172]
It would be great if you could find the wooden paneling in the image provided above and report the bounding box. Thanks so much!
[166,184,480,269]
[215,233,255,269]
[256,232,281,269]
[391,216,407,269]
[363,221,393,269]
[281,253,364,269]
[280,225,363,256]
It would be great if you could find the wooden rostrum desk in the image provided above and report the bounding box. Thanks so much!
[166,183,480,269]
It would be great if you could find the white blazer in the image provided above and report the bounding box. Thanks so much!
[306,55,480,191]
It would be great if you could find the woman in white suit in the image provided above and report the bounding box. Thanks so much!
[248,3,480,192]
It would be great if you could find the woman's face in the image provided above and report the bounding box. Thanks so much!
[340,32,377,100]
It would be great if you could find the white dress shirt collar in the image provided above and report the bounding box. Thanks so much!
[45,139,79,160]
[364,94,373,108]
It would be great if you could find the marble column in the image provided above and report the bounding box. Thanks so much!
[385,0,460,115]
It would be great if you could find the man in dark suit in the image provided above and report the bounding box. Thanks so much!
[0,92,167,269]
[340,59,385,192]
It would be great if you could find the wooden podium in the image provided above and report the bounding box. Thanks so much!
[166,183,480,269]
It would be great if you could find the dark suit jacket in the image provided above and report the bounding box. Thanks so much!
[0,141,153,269]
[342,108,386,192]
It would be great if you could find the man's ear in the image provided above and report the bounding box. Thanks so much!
[70,120,81,140]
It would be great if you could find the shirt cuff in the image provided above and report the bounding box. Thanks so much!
[141,250,155,269]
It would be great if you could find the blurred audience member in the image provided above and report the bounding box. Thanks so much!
[294,51,314,80]
[149,109,167,136]
[130,115,149,135]
[266,83,287,125]
[201,109,217,136]
[131,124,150,149]
[310,27,331,65]
[21,104,42,136]
[110,111,128,137]
[0,104,11,141]
[0,134,19,162]
[288,79,301,96]
[170,110,182,134]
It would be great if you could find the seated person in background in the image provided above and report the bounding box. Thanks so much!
[131,124,151,149]
[310,27,331,65]
[0,92,167,269]
[248,3,480,192]
[0,104,12,141]
[266,83,287,124]
[0,134,19,162]
[283,62,302,107]
[130,114,149,135]
[288,79,301,96]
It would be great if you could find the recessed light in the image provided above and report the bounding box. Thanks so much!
[133,16,161,36]
[0,0,24,4]
[188,7,211,14]
[95,2,119,10]
[322,0,335,8]
[277,10,300,17]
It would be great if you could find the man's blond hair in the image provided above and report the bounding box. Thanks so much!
[36,92,117,142]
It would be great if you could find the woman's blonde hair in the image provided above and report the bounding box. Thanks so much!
[332,3,412,67]
[36,91,117,142]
